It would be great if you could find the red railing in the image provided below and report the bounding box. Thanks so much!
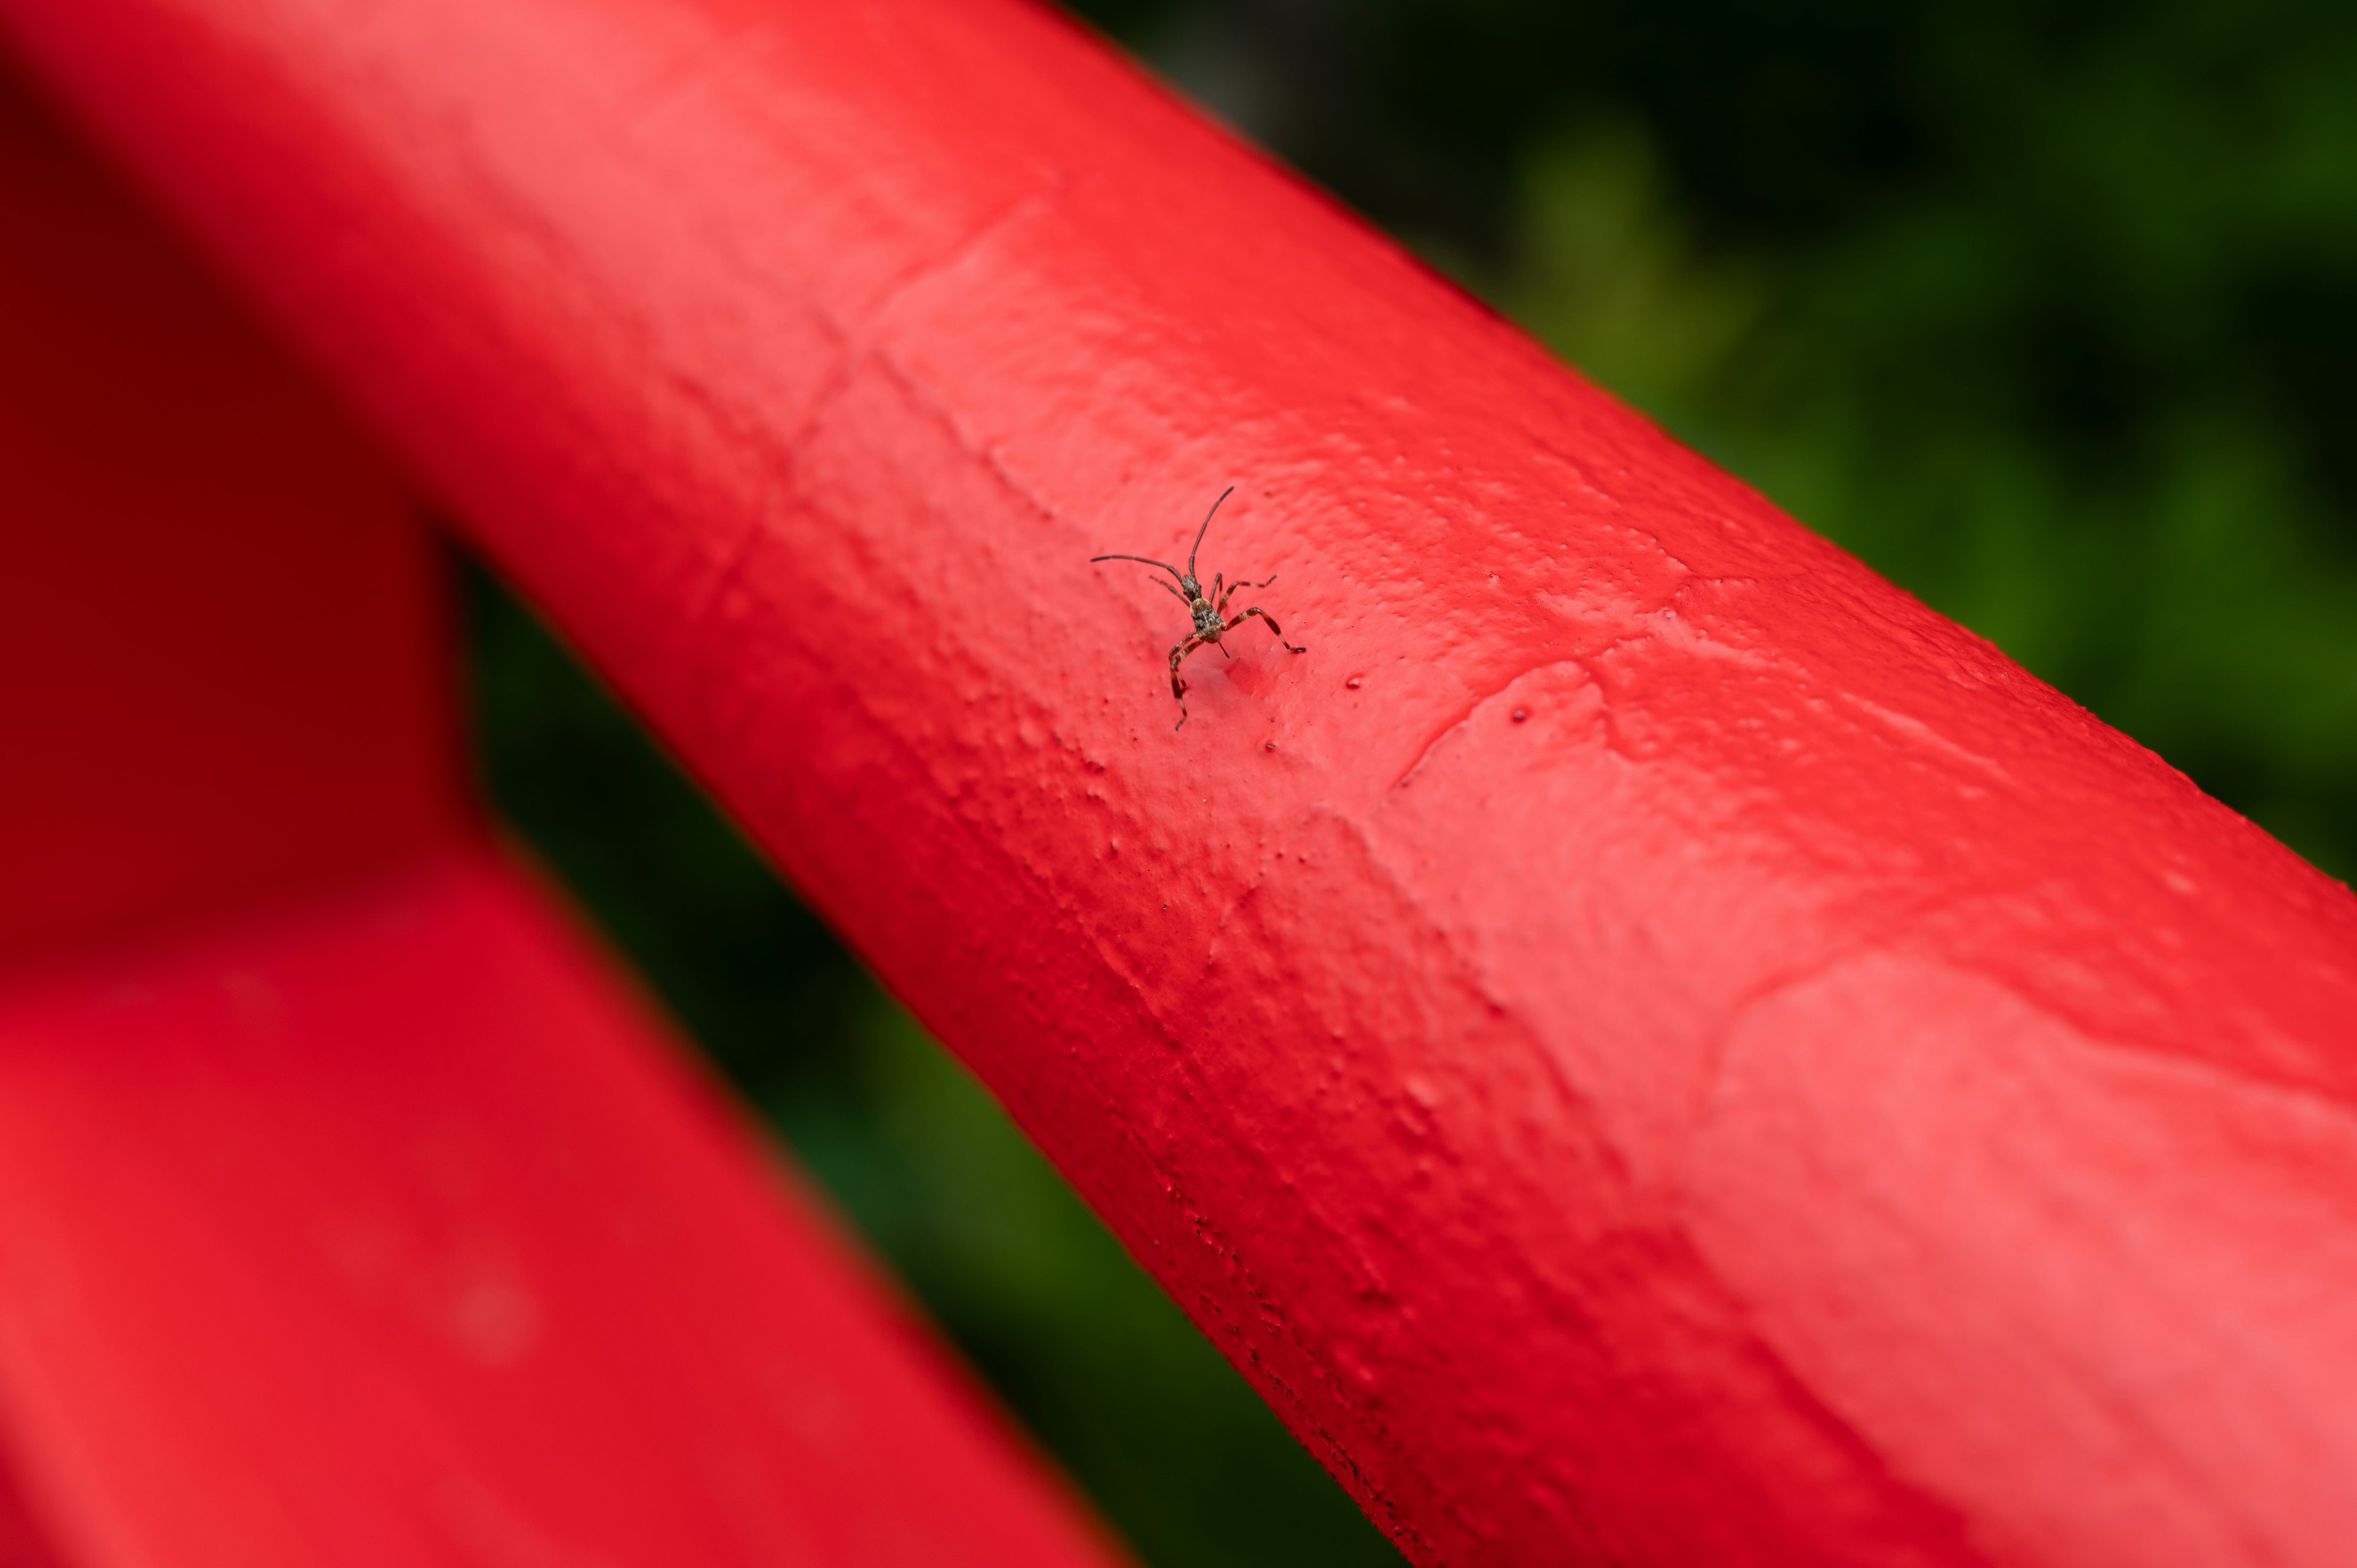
[0,44,1121,1568]
[4,0,2356,1564]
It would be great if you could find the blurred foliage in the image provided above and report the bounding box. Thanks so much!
[466,5,2357,1567]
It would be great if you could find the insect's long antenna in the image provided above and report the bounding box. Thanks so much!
[1188,486,1236,579]
[1090,552,1189,589]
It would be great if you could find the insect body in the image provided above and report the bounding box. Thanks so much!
[1093,487,1306,728]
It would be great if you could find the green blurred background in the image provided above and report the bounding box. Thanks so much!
[466,3,2357,1564]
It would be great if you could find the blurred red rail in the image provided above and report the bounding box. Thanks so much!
[0,855,1128,1567]
[0,52,1121,1568]
[4,0,2356,1564]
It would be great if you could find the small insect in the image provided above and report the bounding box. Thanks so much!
[1093,487,1306,728]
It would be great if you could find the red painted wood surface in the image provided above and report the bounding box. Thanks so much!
[5,0,2355,1564]
[0,856,1132,1568]
[0,68,461,962]
[0,61,1123,1568]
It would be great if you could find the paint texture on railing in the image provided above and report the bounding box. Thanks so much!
[4,0,2354,1562]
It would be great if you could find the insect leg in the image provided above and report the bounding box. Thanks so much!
[1217,573,1275,612]
[1233,606,1307,654]
[1168,633,1212,727]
